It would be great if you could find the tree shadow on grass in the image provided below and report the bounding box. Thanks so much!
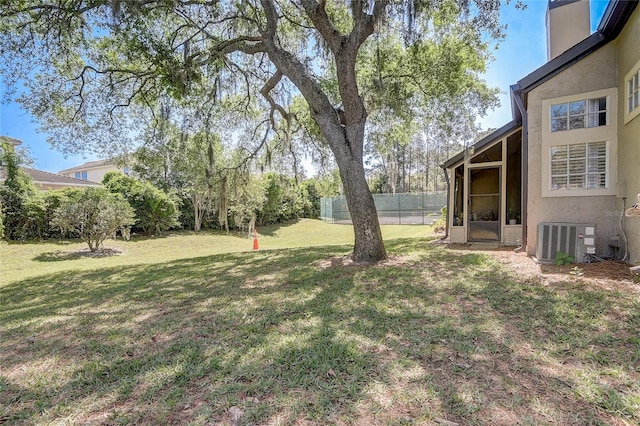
[1,238,639,425]
[254,218,303,237]
[33,248,122,262]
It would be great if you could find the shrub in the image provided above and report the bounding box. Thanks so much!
[555,251,575,266]
[51,188,135,252]
[103,172,180,235]
[0,144,45,240]
[41,190,75,239]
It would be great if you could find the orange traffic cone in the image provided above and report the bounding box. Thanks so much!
[252,230,259,250]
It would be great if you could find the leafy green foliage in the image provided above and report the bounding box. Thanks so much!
[0,142,43,240]
[131,112,226,232]
[299,180,321,219]
[555,251,575,266]
[103,172,180,236]
[0,0,512,261]
[257,173,326,226]
[228,173,266,230]
[51,188,135,252]
[41,189,76,239]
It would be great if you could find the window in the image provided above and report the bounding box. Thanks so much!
[550,97,607,132]
[542,88,617,198]
[625,59,640,123]
[75,171,88,180]
[628,69,639,114]
[550,142,607,191]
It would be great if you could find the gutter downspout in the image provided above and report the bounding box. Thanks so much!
[511,84,528,253]
[441,165,450,240]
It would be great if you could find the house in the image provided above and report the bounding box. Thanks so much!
[442,0,640,264]
[0,135,23,153]
[21,167,102,190]
[58,159,128,184]
[1,136,101,190]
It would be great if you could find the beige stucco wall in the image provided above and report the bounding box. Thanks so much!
[617,6,640,264]
[60,164,119,183]
[85,165,119,183]
[526,44,619,258]
[546,0,591,61]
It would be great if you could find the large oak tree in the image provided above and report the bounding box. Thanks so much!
[0,0,508,262]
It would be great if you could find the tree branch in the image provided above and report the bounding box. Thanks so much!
[349,1,386,50]
[299,0,343,53]
[259,70,289,128]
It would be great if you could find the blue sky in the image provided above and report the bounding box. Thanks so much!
[481,0,609,130]
[0,0,610,173]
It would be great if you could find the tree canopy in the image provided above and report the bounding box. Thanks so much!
[0,0,512,262]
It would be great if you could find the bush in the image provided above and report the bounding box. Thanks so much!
[300,180,320,219]
[103,172,180,235]
[41,190,75,239]
[51,188,135,252]
[0,144,45,240]
[256,173,320,225]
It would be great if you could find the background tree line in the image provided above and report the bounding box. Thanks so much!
[0,141,341,243]
[0,0,511,262]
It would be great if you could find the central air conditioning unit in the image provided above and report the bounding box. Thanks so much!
[536,222,596,263]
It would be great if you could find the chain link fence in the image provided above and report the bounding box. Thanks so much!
[320,192,447,225]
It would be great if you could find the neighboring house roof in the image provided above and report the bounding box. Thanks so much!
[0,136,23,147]
[58,159,115,174]
[21,167,102,188]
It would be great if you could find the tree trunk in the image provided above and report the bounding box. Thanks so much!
[260,7,386,262]
[336,154,386,263]
[192,193,203,232]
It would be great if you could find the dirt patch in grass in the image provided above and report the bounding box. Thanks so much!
[446,242,639,291]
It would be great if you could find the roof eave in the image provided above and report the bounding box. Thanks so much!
[443,0,638,170]
[442,120,520,169]
[515,32,606,96]
[58,160,114,174]
[515,0,638,98]
[33,181,102,188]
[598,0,638,37]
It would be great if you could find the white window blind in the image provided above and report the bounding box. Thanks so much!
[550,141,607,191]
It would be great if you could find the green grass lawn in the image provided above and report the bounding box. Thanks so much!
[1,220,639,425]
[0,219,433,286]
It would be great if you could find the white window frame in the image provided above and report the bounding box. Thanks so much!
[625,57,640,124]
[549,141,608,191]
[550,97,608,132]
[541,88,617,198]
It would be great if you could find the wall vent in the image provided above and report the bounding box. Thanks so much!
[536,222,596,263]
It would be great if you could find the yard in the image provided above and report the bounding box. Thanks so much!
[1,219,639,425]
